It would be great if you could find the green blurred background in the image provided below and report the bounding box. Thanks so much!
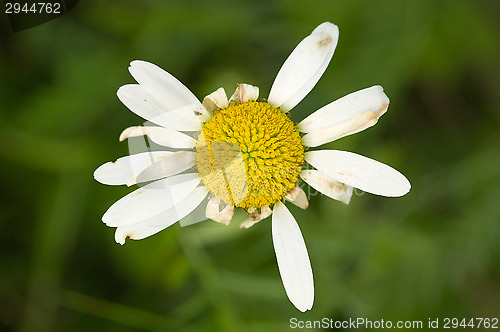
[1,0,499,331]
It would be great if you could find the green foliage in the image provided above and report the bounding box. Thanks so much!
[1,0,499,331]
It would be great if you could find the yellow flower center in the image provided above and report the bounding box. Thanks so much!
[195,101,304,211]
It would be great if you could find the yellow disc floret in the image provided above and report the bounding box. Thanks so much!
[195,101,304,210]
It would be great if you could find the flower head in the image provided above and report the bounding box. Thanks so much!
[94,22,410,312]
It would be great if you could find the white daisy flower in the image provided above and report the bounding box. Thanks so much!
[94,22,410,312]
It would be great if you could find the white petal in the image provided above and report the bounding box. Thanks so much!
[119,126,196,149]
[114,186,208,245]
[305,150,411,197]
[205,196,234,225]
[117,84,203,131]
[202,88,229,116]
[284,186,309,209]
[300,170,353,204]
[135,151,195,184]
[94,151,171,186]
[229,84,259,104]
[240,205,272,229]
[268,22,339,112]
[128,60,210,121]
[299,86,389,147]
[103,173,200,227]
[272,201,314,312]
[298,86,389,133]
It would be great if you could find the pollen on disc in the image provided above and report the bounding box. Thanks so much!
[195,101,304,210]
